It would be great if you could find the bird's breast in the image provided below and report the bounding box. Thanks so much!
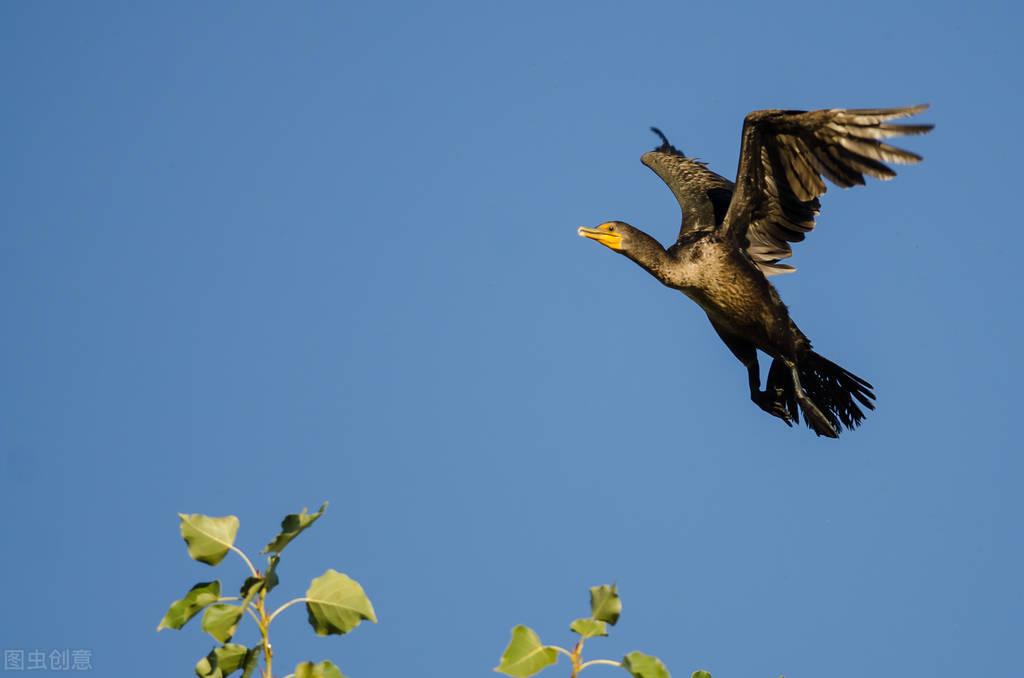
[668,241,781,329]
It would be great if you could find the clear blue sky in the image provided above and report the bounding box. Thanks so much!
[1,2,1020,677]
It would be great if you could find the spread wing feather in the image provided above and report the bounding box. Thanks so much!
[641,128,735,242]
[720,105,932,276]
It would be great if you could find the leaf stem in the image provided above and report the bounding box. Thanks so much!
[579,659,623,670]
[245,606,262,626]
[229,545,259,578]
[267,597,310,626]
[553,646,575,659]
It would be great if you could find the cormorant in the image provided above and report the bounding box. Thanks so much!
[579,105,932,437]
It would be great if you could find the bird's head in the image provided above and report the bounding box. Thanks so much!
[577,221,640,254]
[578,221,670,279]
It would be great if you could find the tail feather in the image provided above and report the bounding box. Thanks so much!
[772,352,876,437]
[800,351,875,436]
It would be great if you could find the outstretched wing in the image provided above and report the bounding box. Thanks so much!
[641,128,735,242]
[720,105,933,276]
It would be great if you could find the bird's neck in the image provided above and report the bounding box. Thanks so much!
[623,232,673,284]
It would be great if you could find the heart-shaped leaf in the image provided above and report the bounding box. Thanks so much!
[202,604,244,643]
[240,556,281,600]
[264,502,327,554]
[305,569,377,636]
[158,581,220,631]
[179,514,240,566]
[622,652,671,678]
[240,576,262,599]
[264,555,280,594]
[240,651,258,678]
[194,644,257,678]
[294,660,346,678]
[589,584,621,625]
[569,617,607,638]
[494,625,558,678]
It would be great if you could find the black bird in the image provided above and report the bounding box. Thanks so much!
[579,105,932,437]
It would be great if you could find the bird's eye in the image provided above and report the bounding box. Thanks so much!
[608,225,616,231]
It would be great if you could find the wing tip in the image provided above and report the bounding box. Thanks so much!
[648,126,684,156]
[650,126,670,145]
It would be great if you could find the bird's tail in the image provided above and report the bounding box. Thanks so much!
[768,352,876,438]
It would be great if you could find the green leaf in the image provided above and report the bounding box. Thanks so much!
[294,660,346,678]
[158,581,221,631]
[202,604,244,643]
[263,502,328,554]
[197,582,256,650]
[264,555,280,594]
[494,625,559,678]
[240,576,263,599]
[194,644,257,678]
[179,514,240,566]
[241,578,261,610]
[589,584,621,625]
[569,618,608,638]
[240,651,259,678]
[690,672,712,678]
[231,564,268,623]
[621,652,671,678]
[305,569,377,636]
[239,555,281,599]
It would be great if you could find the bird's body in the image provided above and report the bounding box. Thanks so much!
[579,105,932,437]
[636,233,802,354]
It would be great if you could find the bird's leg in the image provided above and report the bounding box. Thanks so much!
[707,317,791,426]
[766,357,799,425]
[747,356,792,426]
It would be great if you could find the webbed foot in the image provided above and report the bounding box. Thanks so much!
[753,388,793,427]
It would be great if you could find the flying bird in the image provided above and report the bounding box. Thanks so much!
[578,105,932,437]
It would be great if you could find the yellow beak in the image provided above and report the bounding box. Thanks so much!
[578,226,623,251]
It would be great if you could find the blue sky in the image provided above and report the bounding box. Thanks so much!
[1,2,1020,677]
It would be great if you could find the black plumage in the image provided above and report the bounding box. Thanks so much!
[579,105,933,437]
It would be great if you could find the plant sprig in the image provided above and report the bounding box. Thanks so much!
[157,502,375,678]
[494,584,706,678]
